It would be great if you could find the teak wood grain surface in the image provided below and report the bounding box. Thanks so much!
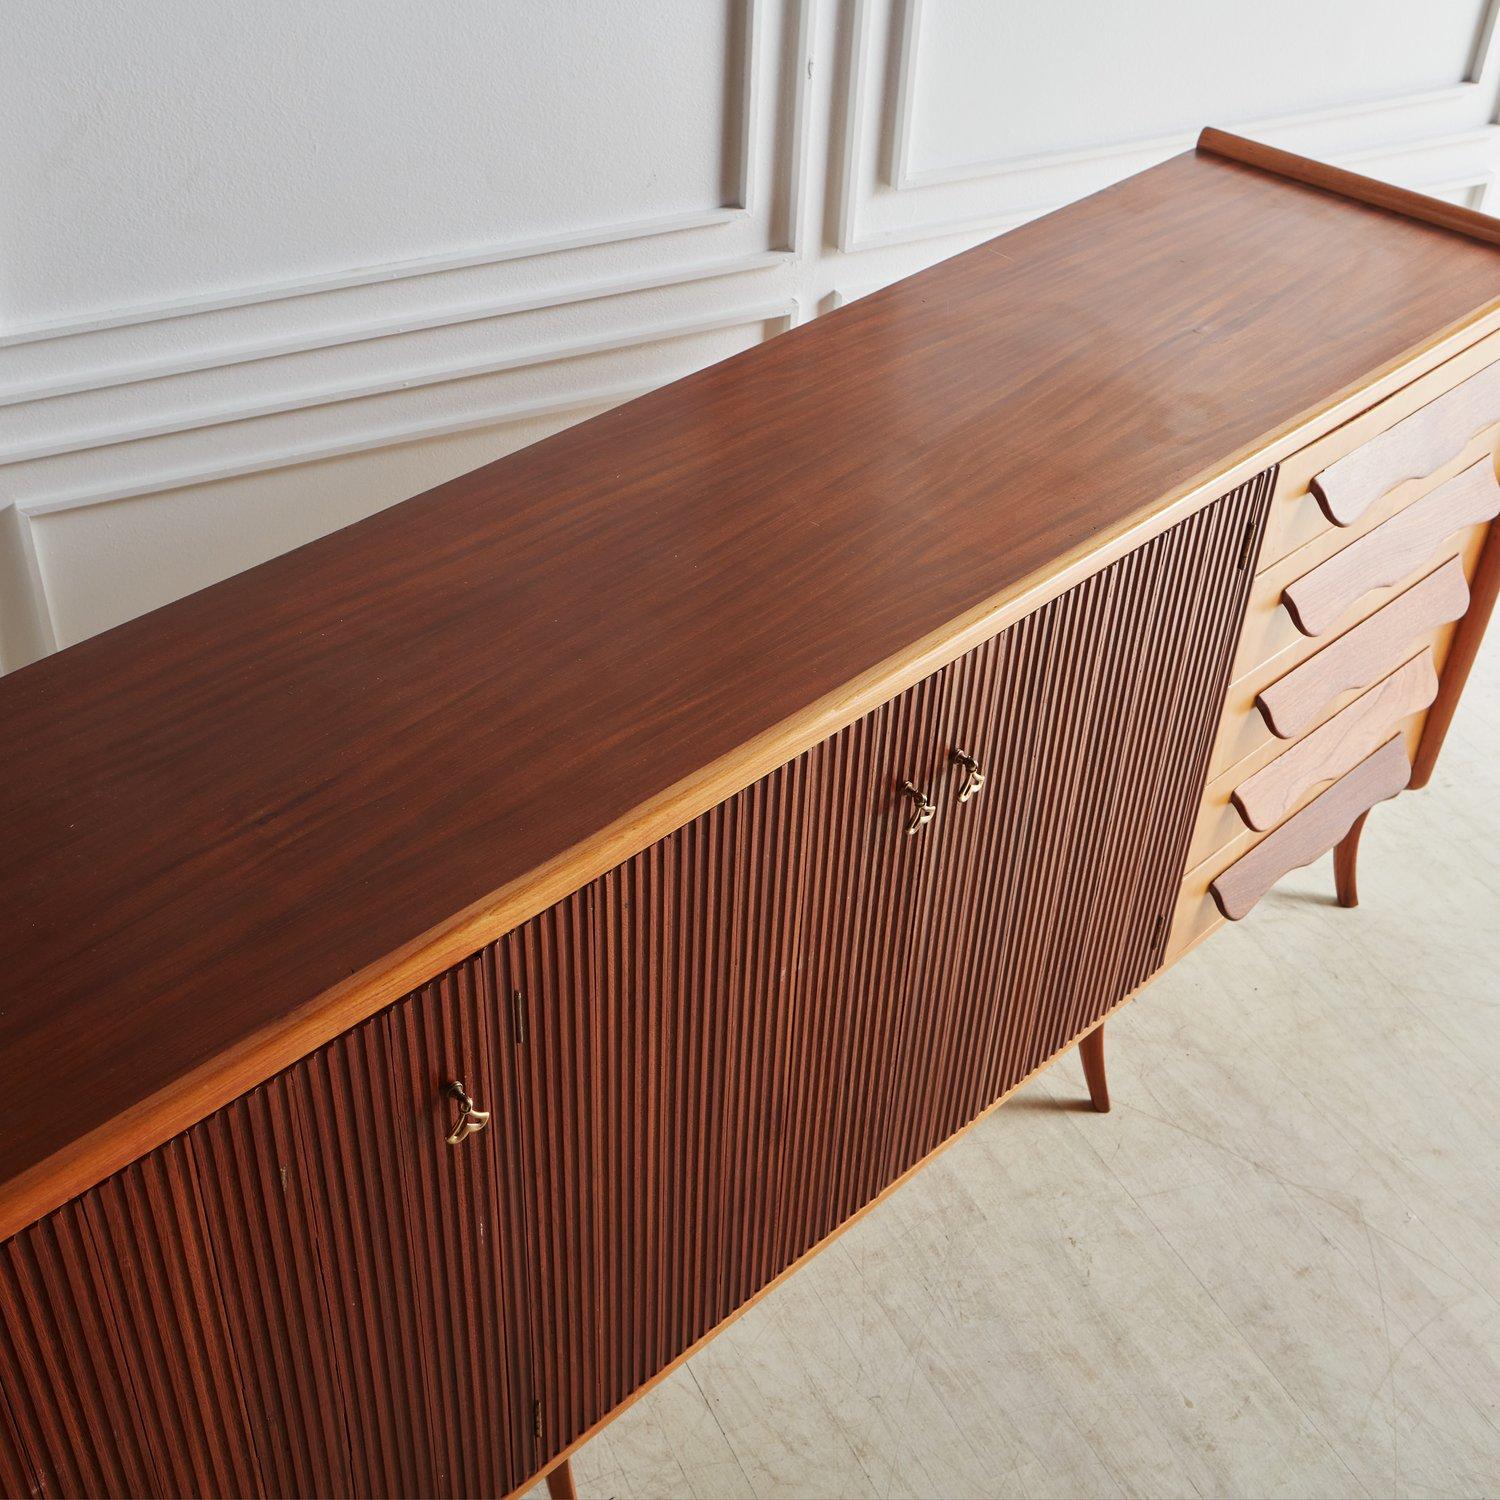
[1255,557,1469,739]
[3,142,1500,1239]
[1311,357,1500,525]
[1232,650,1437,831]
[1282,459,1500,635]
[1210,736,1412,921]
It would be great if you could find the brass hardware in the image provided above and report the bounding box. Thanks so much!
[444,1080,491,1145]
[950,749,986,803]
[900,780,936,835]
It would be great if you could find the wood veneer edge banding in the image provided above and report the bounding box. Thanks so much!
[6,301,1500,1249]
[1197,128,1500,249]
[496,969,1159,1500]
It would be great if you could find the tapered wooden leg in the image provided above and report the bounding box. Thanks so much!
[1078,1023,1110,1113]
[1334,809,1369,909]
[545,1457,577,1500]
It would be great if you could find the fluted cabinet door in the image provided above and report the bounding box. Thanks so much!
[281,1014,439,1498]
[781,667,954,1245]
[80,1143,265,1499]
[885,472,1274,1170]
[507,765,826,1460]
[0,1391,32,1500]
[188,1076,354,1499]
[509,669,955,1467]
[0,1140,264,1499]
[381,953,536,1500]
[284,966,536,1500]
[0,1197,161,1498]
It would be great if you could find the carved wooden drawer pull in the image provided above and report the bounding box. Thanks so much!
[1257,557,1467,739]
[1211,737,1410,921]
[1233,651,1435,832]
[1311,359,1500,525]
[1283,459,1499,636]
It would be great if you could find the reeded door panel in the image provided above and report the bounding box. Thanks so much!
[382,955,536,1499]
[0,475,1271,1499]
[871,470,1272,1184]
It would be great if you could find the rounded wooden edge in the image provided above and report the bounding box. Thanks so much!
[1197,128,1500,250]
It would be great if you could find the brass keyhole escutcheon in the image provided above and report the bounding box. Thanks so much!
[444,1080,492,1145]
[951,749,986,803]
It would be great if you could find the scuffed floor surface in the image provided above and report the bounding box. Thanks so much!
[525,640,1500,1500]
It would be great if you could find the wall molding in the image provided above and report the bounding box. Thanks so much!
[0,251,791,411]
[889,0,1500,193]
[841,0,1500,253]
[0,300,798,466]
[11,302,797,519]
[783,0,818,256]
[0,1,771,354]
[0,209,753,353]
[0,503,57,670]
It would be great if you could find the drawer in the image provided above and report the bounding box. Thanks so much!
[1259,328,1500,572]
[1174,702,1431,956]
[1209,736,1411,922]
[1314,358,1500,526]
[1282,459,1500,637]
[1256,557,1468,740]
[1210,518,1490,780]
[1230,650,1436,832]
[1188,633,1447,869]
[1230,473,1490,689]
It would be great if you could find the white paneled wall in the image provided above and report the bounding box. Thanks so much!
[3,0,1499,673]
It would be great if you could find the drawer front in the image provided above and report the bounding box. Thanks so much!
[1259,329,1500,571]
[1313,358,1500,526]
[1230,650,1436,832]
[1282,459,1500,637]
[1232,477,1491,691]
[1209,737,1411,922]
[1211,519,1489,782]
[1256,557,1469,740]
[1186,626,1446,871]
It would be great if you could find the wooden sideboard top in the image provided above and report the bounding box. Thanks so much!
[3,136,1499,1238]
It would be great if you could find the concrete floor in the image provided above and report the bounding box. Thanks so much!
[525,640,1500,1500]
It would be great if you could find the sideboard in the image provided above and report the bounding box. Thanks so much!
[1,130,1498,1499]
